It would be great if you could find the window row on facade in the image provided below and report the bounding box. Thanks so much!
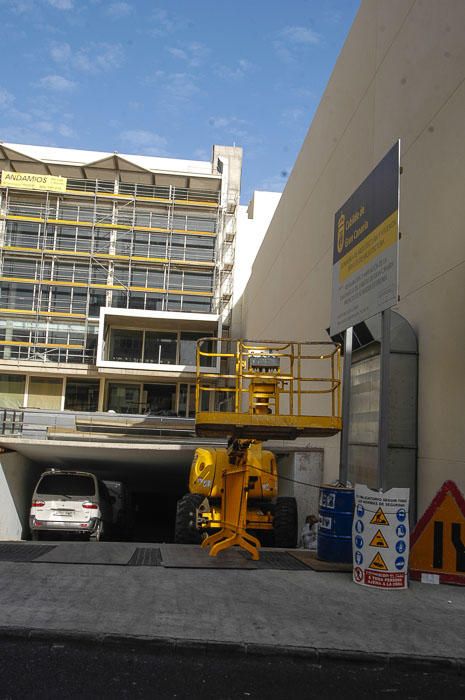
[0,282,213,319]
[0,256,214,292]
[64,177,220,204]
[0,373,206,416]
[2,221,217,262]
[4,200,218,233]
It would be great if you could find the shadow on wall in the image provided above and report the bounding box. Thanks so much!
[0,451,43,541]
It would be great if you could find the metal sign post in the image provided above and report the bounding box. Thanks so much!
[339,326,353,484]
[377,309,391,490]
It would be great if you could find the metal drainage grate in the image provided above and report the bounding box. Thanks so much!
[244,551,311,571]
[0,544,56,562]
[127,548,162,567]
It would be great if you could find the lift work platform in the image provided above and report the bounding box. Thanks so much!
[185,339,343,560]
[195,338,342,440]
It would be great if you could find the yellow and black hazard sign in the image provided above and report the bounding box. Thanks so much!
[370,507,390,526]
[369,529,389,548]
[368,552,388,571]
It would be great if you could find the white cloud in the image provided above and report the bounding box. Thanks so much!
[281,107,305,123]
[168,42,209,67]
[274,25,322,63]
[37,74,76,91]
[74,43,124,73]
[57,123,75,137]
[47,0,74,9]
[281,26,321,45]
[119,129,168,155]
[215,59,253,81]
[165,73,200,101]
[207,115,260,147]
[106,2,132,19]
[50,42,71,62]
[0,87,15,109]
[5,0,34,13]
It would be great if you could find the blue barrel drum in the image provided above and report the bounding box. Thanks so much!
[317,485,354,563]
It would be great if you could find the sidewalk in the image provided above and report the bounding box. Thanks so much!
[0,542,463,668]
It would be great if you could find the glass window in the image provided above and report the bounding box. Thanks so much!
[111,291,128,308]
[114,233,132,255]
[109,329,143,362]
[0,374,25,408]
[181,297,212,313]
[180,332,213,367]
[89,291,106,318]
[37,474,95,496]
[107,383,141,413]
[65,379,99,411]
[0,283,34,311]
[144,383,177,415]
[128,292,145,310]
[144,331,177,364]
[145,294,163,311]
[28,377,63,410]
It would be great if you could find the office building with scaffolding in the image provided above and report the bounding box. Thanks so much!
[0,142,242,417]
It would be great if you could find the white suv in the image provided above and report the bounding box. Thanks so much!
[29,470,112,541]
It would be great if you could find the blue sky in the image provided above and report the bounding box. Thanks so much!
[0,0,359,203]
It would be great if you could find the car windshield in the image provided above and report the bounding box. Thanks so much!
[37,474,95,497]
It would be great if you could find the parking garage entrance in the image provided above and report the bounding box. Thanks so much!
[0,440,196,543]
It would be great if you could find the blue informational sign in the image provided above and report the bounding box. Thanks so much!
[353,484,410,590]
[330,142,400,335]
[397,508,406,522]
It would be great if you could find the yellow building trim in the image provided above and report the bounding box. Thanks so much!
[0,308,86,319]
[1,214,216,237]
[0,340,84,349]
[0,276,213,296]
[0,246,215,268]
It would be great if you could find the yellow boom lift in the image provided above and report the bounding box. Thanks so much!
[174,339,342,560]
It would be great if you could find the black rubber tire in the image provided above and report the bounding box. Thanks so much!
[90,521,104,542]
[273,497,298,548]
[174,493,204,544]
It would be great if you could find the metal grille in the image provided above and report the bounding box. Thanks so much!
[0,544,56,561]
[245,551,311,571]
[127,548,162,567]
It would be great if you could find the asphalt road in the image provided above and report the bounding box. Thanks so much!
[0,637,464,699]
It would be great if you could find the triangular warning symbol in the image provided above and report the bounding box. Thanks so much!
[410,480,465,580]
[368,552,388,570]
[370,507,389,526]
[369,529,389,548]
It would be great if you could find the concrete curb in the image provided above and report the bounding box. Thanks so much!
[0,625,463,672]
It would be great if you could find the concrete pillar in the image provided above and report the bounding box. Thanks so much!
[0,451,42,540]
[277,449,324,537]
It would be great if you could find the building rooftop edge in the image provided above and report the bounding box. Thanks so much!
[0,141,224,178]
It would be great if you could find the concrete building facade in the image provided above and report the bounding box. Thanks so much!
[240,0,465,515]
[0,142,242,417]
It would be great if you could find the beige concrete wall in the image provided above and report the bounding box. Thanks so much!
[0,451,41,540]
[241,0,465,516]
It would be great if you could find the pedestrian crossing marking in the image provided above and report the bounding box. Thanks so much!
[370,507,389,526]
[368,552,388,570]
[369,529,389,548]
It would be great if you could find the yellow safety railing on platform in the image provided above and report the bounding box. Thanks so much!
[195,338,342,439]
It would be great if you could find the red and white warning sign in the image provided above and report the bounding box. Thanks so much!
[353,484,410,589]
